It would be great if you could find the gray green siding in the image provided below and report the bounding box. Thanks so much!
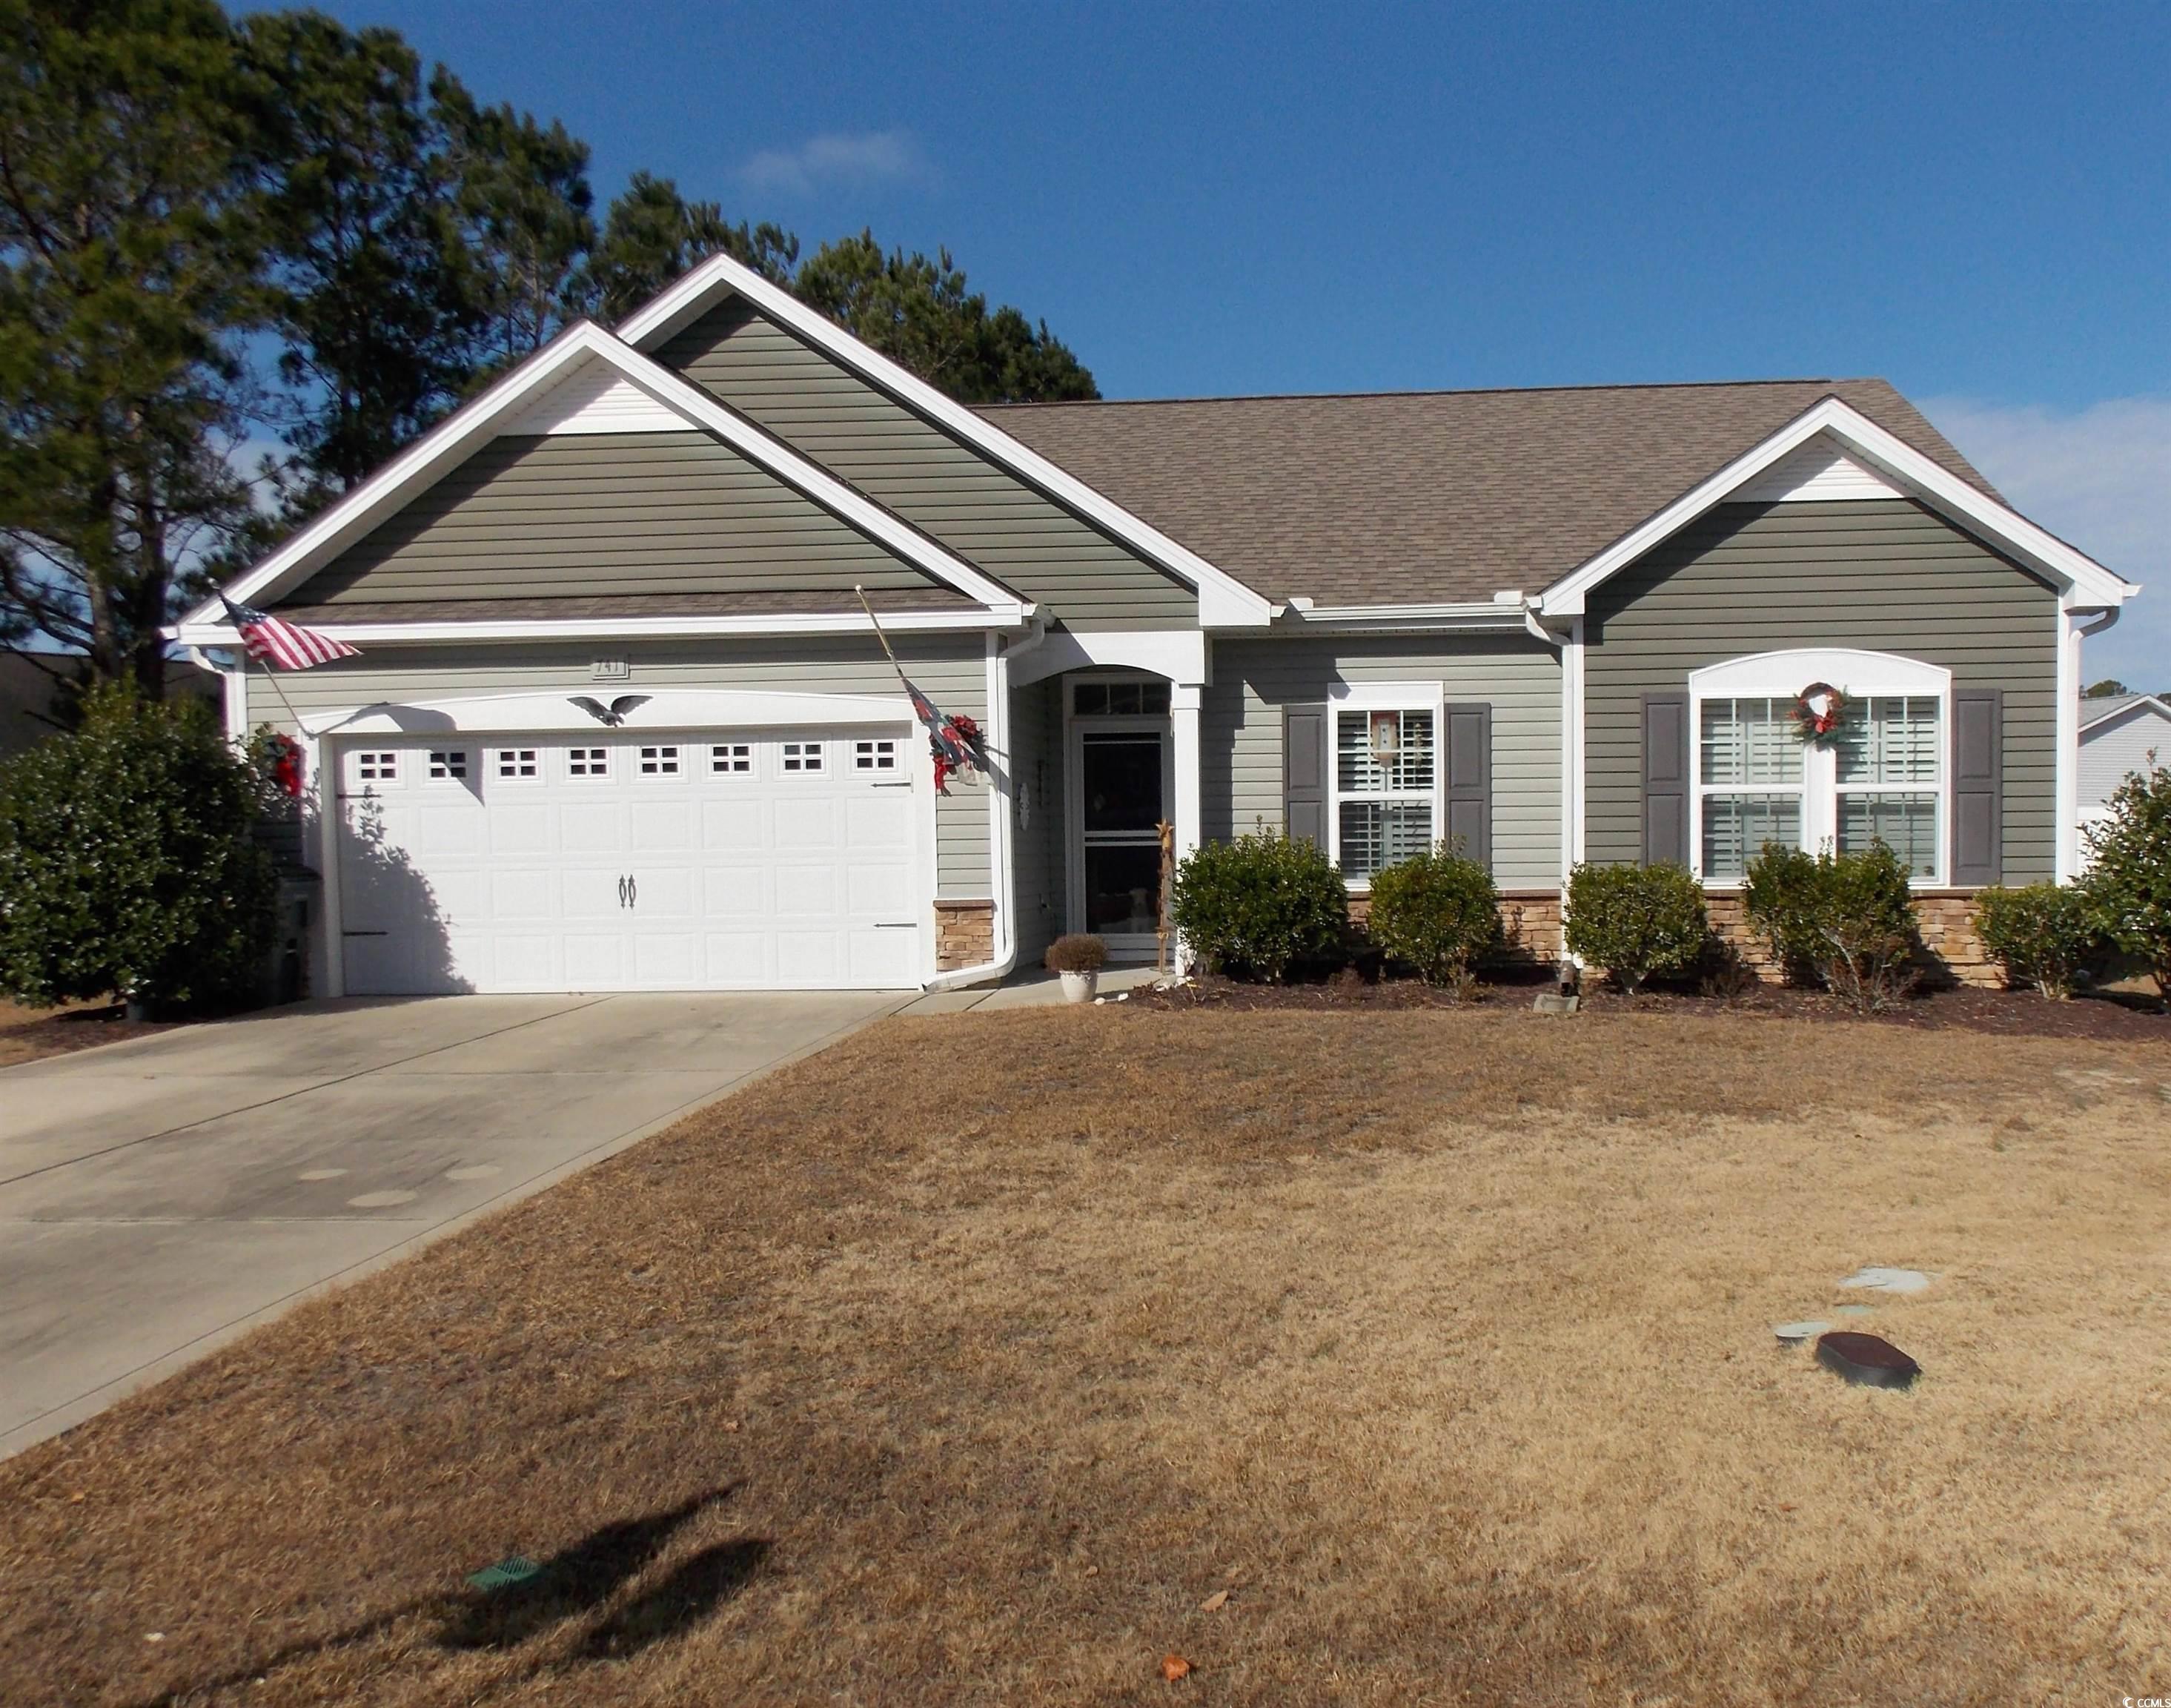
[1006,676,1067,964]
[1203,635,1563,889]
[654,300,1198,629]
[285,431,944,606]
[242,635,991,897]
[1583,499,2059,879]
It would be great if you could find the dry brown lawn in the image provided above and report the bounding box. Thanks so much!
[3,1008,2169,1706]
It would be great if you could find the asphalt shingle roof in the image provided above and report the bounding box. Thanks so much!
[979,379,1995,606]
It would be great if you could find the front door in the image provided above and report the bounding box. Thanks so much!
[1074,726,1170,957]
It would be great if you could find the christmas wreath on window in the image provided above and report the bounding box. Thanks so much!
[1790,682,1851,745]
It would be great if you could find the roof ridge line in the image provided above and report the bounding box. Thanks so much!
[980,377,1887,410]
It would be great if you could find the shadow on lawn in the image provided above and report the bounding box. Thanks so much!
[133,1484,765,1706]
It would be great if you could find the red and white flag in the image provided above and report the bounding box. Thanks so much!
[220,595,359,670]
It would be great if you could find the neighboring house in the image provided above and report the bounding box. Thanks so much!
[2079,692,2171,844]
[170,254,2141,996]
[0,651,217,761]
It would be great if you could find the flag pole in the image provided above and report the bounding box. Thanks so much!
[853,583,913,692]
[251,649,305,731]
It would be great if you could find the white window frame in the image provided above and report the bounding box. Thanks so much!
[636,742,683,778]
[493,746,541,782]
[1687,649,1952,887]
[565,744,611,781]
[780,738,826,775]
[709,741,754,776]
[1326,682,1447,891]
[425,748,469,783]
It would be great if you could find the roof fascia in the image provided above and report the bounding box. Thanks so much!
[618,253,1275,628]
[1273,601,1535,635]
[1535,397,2140,617]
[170,603,1027,649]
[181,322,1020,626]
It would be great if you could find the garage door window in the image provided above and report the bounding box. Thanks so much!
[495,748,538,779]
[568,747,609,778]
[782,741,824,773]
[711,743,752,775]
[428,749,468,781]
[854,739,898,771]
[357,751,397,784]
[638,744,681,776]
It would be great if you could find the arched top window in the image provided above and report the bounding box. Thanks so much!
[1686,649,1951,885]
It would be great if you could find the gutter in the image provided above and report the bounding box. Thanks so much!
[921,611,1048,992]
[1274,595,1536,635]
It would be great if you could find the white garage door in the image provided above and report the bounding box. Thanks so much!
[334,727,923,993]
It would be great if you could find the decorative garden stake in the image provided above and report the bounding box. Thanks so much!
[1790,681,1852,745]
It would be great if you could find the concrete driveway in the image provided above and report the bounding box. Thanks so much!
[0,991,901,1457]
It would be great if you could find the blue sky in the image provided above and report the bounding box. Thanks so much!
[315,0,2171,682]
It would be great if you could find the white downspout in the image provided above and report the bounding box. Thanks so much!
[922,615,1047,991]
[2061,603,2121,882]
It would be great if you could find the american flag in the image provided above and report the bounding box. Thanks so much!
[220,595,360,670]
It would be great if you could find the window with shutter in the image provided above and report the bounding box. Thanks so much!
[1282,704,1328,852]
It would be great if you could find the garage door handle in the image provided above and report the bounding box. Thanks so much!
[628,875,637,907]
[870,780,913,789]
[617,874,629,910]
[873,921,916,929]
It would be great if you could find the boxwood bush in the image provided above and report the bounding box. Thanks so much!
[0,686,275,1012]
[1365,846,1500,991]
[1563,861,1708,993]
[1170,830,1347,982]
[1743,841,1920,1013]
[1974,883,2099,999]
[2081,761,2171,997]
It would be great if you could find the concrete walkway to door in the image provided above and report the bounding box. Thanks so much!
[0,991,901,1457]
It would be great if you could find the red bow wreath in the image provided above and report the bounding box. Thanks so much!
[1790,682,1850,744]
[929,712,983,795]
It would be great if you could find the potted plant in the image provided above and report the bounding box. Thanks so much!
[1044,933,1107,1003]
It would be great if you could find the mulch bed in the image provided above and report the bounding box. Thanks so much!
[0,1002,176,1065]
[1139,970,2171,1042]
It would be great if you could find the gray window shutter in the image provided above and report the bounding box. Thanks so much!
[1643,693,1689,867]
[1952,689,2003,886]
[1443,702,1492,868]
[1284,703,1328,850]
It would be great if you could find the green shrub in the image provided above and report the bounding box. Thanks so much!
[1974,883,2099,999]
[1743,841,1920,1013]
[2082,762,2171,996]
[0,685,275,1010]
[1563,862,1709,994]
[1365,845,1500,991]
[1170,830,1347,982]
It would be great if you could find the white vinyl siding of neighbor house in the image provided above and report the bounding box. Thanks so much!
[2081,701,2171,820]
[1201,635,1562,890]
[240,637,992,898]
[653,300,1199,629]
[1584,499,2060,881]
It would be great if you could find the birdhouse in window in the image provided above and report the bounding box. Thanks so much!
[1369,709,1401,761]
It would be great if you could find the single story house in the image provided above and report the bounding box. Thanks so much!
[172,254,2141,996]
[2080,692,2171,843]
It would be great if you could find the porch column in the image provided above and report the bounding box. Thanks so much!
[1172,681,1204,862]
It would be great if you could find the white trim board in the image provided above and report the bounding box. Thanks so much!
[173,322,1022,637]
[1535,398,2138,617]
[172,605,1027,650]
[617,252,1276,629]
[287,687,918,740]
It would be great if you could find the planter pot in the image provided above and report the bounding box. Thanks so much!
[1059,970,1098,1004]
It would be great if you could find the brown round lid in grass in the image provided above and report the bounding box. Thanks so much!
[1816,1331,1920,1389]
